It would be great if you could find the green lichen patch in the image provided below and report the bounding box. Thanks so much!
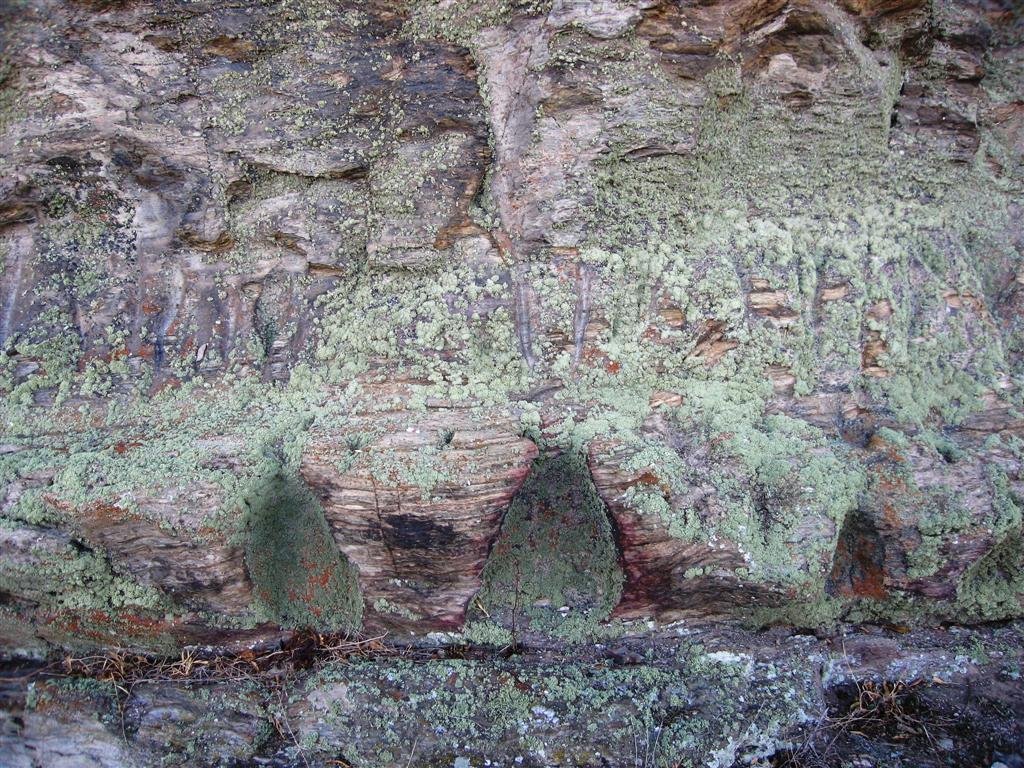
[955,530,1024,622]
[0,359,370,649]
[473,453,623,639]
[0,523,168,616]
[289,646,819,768]
[243,471,362,633]
[407,0,553,48]
[314,259,529,404]
[616,407,865,596]
[0,516,179,651]
[714,415,866,588]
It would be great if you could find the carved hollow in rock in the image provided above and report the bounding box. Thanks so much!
[299,412,539,634]
[827,509,887,601]
[243,472,361,633]
[474,453,624,637]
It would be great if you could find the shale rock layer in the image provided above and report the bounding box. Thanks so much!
[0,0,1022,652]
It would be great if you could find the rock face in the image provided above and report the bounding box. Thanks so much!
[0,0,1023,661]
[3,0,1024,764]
[300,407,538,632]
[0,0,489,379]
[2,624,1023,768]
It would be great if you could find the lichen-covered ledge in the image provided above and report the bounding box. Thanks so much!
[587,400,1024,628]
[2,381,1024,654]
[2,623,1022,768]
[0,391,543,651]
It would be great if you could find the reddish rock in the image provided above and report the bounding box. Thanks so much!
[588,436,800,621]
[301,409,538,633]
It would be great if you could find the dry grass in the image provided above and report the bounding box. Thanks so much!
[836,680,929,739]
[774,678,954,768]
[52,630,390,687]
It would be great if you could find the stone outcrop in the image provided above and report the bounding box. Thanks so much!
[0,0,489,382]
[2,624,1023,768]
[0,0,1022,670]
[2,0,1024,764]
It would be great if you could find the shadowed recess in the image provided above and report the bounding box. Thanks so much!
[827,509,887,601]
[474,453,624,638]
[244,472,362,632]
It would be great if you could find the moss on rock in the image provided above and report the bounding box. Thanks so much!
[244,471,362,633]
[474,453,624,639]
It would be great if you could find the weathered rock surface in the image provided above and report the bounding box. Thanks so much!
[0,0,1022,728]
[2,624,1023,768]
[0,0,489,378]
[4,0,1024,762]
[301,407,538,632]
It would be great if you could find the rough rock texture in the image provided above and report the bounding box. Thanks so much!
[1,0,1024,762]
[2,624,1024,767]
[1,0,1019,644]
[300,407,538,632]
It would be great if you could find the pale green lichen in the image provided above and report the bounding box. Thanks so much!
[407,0,553,48]
[291,645,818,768]
[460,619,515,647]
[371,598,421,622]
[314,261,529,404]
[904,488,974,580]
[955,533,1024,622]
[0,520,168,615]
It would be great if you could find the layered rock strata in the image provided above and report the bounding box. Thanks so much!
[0,0,1022,650]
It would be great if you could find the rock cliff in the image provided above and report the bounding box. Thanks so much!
[1,0,1023,765]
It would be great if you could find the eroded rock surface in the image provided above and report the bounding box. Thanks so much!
[2,624,1023,768]
[0,0,1020,637]
[1,1,1024,762]
[301,407,538,632]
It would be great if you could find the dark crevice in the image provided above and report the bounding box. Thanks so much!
[827,509,887,601]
